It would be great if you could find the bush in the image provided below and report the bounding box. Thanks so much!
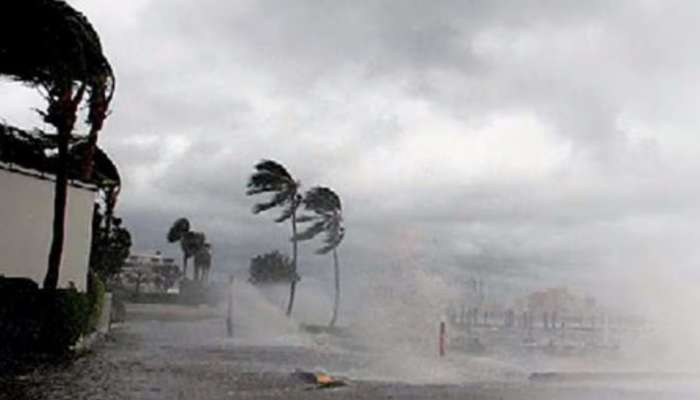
[249,250,300,285]
[0,276,108,356]
[37,289,90,354]
[0,278,42,356]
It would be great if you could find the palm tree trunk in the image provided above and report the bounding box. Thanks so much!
[182,253,188,280]
[81,82,108,181]
[286,206,298,316]
[43,85,85,290]
[43,129,70,290]
[329,248,340,327]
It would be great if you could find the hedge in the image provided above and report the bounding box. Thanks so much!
[0,275,106,357]
[0,278,42,356]
[38,288,90,353]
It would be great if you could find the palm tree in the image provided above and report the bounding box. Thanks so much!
[295,187,345,327]
[167,218,206,280]
[0,0,115,290]
[246,160,301,316]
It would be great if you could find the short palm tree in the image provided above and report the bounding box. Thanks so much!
[246,160,301,316]
[0,0,115,289]
[295,187,345,327]
[167,218,206,280]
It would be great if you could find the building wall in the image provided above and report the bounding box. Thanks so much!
[0,167,96,291]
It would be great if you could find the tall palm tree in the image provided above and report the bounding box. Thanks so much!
[167,218,206,280]
[0,0,115,290]
[246,160,301,316]
[295,187,345,327]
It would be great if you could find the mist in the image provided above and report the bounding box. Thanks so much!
[4,0,700,394]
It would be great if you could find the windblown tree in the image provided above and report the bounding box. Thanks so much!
[167,218,206,280]
[246,160,301,316]
[89,208,132,283]
[295,187,345,327]
[0,0,115,289]
[194,243,212,282]
[85,144,126,282]
[248,250,298,286]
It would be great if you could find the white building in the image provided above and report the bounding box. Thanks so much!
[0,163,96,291]
[0,124,119,292]
[119,251,179,293]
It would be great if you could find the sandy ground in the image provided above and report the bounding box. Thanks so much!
[1,303,700,399]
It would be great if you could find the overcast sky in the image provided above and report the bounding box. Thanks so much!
[3,0,700,310]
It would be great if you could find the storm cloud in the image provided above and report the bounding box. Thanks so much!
[3,0,700,314]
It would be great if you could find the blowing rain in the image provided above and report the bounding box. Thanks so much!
[2,1,700,399]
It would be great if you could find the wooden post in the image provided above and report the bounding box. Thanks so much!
[226,274,234,338]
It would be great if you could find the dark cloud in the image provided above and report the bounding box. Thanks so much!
[3,0,700,308]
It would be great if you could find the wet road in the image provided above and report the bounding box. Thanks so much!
[2,303,700,400]
[0,304,333,399]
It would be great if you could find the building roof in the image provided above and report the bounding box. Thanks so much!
[0,123,120,188]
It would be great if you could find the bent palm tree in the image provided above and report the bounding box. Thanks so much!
[246,160,301,316]
[167,218,206,280]
[296,187,345,327]
[0,0,115,289]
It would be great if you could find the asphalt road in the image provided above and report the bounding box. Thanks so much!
[2,303,700,400]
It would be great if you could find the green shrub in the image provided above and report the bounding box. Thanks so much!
[0,278,42,356]
[0,275,111,358]
[37,289,90,354]
[1,277,102,355]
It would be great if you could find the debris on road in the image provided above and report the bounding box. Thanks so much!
[292,369,348,389]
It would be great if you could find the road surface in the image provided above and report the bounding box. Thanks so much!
[1,303,699,399]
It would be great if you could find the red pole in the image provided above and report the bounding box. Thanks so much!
[439,321,446,357]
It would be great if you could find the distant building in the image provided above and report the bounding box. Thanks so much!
[119,251,179,293]
[518,287,599,322]
[527,287,576,314]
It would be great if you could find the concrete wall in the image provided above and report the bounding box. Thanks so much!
[0,167,96,291]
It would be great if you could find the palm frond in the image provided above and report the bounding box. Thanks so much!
[316,227,345,255]
[252,191,290,214]
[296,214,317,223]
[167,218,190,242]
[274,202,295,223]
[294,220,326,242]
[0,1,112,86]
[246,160,294,194]
[0,0,115,125]
[297,186,345,254]
[246,172,287,194]
[303,186,341,215]
[247,160,300,221]
[254,159,293,181]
